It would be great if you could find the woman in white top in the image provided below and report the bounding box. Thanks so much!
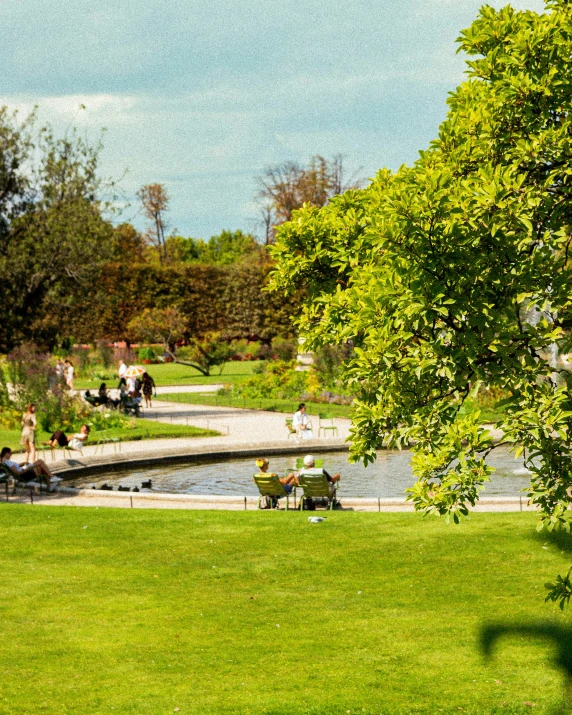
[64,360,74,390]
[292,403,314,440]
[43,424,90,454]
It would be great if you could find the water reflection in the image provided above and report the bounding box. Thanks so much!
[72,446,531,498]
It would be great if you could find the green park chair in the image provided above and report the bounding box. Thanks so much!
[285,419,297,440]
[0,463,12,500]
[297,468,338,511]
[318,414,339,438]
[253,473,295,511]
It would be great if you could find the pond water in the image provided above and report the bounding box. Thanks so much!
[71,447,531,498]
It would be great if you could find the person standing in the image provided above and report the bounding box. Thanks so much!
[117,360,127,389]
[64,360,74,390]
[20,404,37,464]
[55,359,65,383]
[141,371,156,408]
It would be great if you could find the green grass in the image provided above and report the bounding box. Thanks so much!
[160,392,352,418]
[75,360,263,389]
[0,419,218,452]
[0,508,569,714]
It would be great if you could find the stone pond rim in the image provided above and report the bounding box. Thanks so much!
[50,438,351,480]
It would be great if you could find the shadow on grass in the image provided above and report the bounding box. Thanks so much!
[482,622,572,715]
[533,529,572,553]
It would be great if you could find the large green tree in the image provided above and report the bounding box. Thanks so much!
[270,1,572,605]
[0,108,114,350]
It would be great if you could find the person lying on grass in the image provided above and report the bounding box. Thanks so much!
[43,424,90,453]
[255,458,297,494]
[1,446,55,490]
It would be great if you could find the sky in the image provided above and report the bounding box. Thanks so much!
[1,0,546,240]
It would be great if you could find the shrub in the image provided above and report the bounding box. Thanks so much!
[233,360,308,400]
[71,346,91,374]
[96,341,115,369]
[314,344,353,392]
[138,347,157,362]
[271,337,297,362]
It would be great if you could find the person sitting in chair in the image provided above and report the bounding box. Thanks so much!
[292,403,313,440]
[98,383,119,409]
[43,424,90,454]
[1,447,56,490]
[295,454,341,491]
[255,458,297,494]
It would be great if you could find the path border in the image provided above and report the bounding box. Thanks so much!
[50,439,351,480]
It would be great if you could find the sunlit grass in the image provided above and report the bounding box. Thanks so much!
[0,509,569,714]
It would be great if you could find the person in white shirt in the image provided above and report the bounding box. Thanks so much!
[292,403,313,440]
[43,424,90,454]
[1,447,55,490]
[118,360,127,388]
[64,360,74,390]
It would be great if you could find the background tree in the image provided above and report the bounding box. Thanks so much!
[137,183,169,263]
[176,333,235,376]
[269,0,572,606]
[0,109,114,351]
[127,307,185,355]
[257,155,361,242]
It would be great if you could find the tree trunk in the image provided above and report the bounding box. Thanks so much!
[164,347,210,376]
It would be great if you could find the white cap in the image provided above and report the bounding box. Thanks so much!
[303,455,314,467]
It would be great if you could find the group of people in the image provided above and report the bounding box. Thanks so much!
[117,361,156,408]
[255,454,341,496]
[19,403,91,460]
[55,359,75,390]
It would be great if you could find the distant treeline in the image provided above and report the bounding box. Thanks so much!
[73,259,301,346]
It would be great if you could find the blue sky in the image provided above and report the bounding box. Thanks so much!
[2,0,545,240]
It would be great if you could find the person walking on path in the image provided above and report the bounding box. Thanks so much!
[117,360,127,389]
[20,403,37,464]
[142,371,156,408]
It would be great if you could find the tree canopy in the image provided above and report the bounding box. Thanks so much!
[0,108,114,350]
[269,0,572,604]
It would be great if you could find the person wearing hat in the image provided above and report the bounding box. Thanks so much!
[296,454,341,491]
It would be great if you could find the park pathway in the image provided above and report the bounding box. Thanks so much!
[11,398,351,465]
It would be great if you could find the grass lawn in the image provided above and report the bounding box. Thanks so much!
[0,509,569,714]
[75,361,263,390]
[0,419,218,452]
[160,392,353,419]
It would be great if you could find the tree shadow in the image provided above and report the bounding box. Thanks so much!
[482,622,572,714]
[532,529,572,553]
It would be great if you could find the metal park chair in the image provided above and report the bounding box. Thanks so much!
[253,473,295,511]
[297,468,338,511]
[318,415,339,438]
[285,419,297,440]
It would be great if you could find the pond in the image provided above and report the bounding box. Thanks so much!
[70,447,531,499]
